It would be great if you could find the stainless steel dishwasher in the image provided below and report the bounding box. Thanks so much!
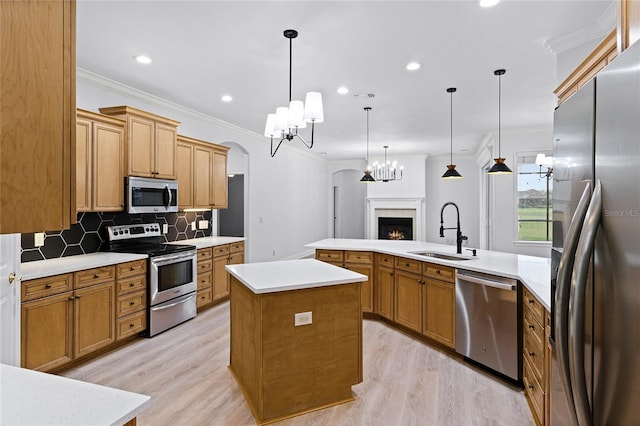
[455,270,520,382]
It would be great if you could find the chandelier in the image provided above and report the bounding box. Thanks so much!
[263,29,324,157]
[372,146,403,182]
[360,107,375,182]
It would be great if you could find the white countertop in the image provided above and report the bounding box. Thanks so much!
[306,239,551,310]
[21,252,148,281]
[226,258,367,294]
[0,364,150,426]
[167,236,245,249]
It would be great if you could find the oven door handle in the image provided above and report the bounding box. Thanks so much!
[151,251,197,266]
[151,293,196,311]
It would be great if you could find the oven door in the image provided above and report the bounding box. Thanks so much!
[149,250,197,306]
[127,176,178,214]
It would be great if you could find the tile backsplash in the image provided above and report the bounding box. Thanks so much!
[21,211,213,263]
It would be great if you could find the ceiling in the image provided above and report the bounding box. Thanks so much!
[76,0,614,160]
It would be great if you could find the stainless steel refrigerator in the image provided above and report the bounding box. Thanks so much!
[550,40,640,425]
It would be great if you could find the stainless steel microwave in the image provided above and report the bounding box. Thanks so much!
[126,176,178,214]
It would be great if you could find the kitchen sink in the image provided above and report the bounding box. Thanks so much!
[408,251,475,261]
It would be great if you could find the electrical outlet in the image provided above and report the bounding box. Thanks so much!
[162,224,168,234]
[198,220,209,229]
[191,221,196,231]
[34,232,45,247]
[294,311,312,326]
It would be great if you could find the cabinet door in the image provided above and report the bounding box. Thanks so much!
[176,140,194,209]
[212,254,230,301]
[128,116,154,177]
[212,149,228,209]
[21,292,73,371]
[92,120,124,211]
[345,263,373,313]
[194,144,213,209]
[423,278,455,348]
[76,118,92,212]
[154,123,177,179]
[394,270,423,333]
[74,282,115,359]
[375,265,394,320]
[0,0,75,233]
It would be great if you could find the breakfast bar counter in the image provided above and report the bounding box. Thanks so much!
[225,259,367,424]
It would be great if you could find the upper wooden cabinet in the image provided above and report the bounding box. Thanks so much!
[0,0,76,234]
[99,106,180,180]
[176,135,229,210]
[76,110,125,212]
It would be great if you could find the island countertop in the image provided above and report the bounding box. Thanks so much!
[0,364,150,425]
[306,238,551,310]
[225,258,367,294]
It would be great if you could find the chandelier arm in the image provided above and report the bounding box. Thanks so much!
[294,131,313,149]
[270,137,286,157]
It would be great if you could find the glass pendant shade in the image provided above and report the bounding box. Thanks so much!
[288,100,306,128]
[303,92,324,123]
[488,157,513,174]
[442,164,462,179]
[275,107,289,132]
[264,113,278,137]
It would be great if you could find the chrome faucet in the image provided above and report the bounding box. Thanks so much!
[439,202,467,254]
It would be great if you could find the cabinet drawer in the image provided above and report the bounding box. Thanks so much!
[198,258,213,274]
[116,259,146,280]
[197,287,213,308]
[375,253,394,267]
[213,244,230,257]
[344,251,373,264]
[22,273,73,302]
[524,330,544,382]
[524,305,544,339]
[198,272,212,290]
[230,242,244,253]
[116,311,146,340]
[523,287,545,326]
[116,274,146,296]
[75,266,115,289]
[197,248,213,261]
[395,257,422,274]
[117,290,146,318]
[524,355,545,423]
[423,263,455,283]
[316,249,344,263]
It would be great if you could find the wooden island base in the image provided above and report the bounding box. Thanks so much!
[229,275,363,424]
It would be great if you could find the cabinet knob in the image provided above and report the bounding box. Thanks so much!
[405,263,409,267]
[130,266,136,271]
[68,297,74,301]
[94,274,100,279]
[130,282,135,287]
[436,270,441,274]
[129,323,135,328]
[528,324,535,329]
[528,384,534,390]
[357,256,361,259]
[130,301,136,305]
[45,284,52,289]
[529,351,535,357]
[528,299,535,304]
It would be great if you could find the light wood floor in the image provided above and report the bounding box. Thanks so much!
[62,302,534,426]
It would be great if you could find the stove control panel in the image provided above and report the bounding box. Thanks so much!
[107,223,162,241]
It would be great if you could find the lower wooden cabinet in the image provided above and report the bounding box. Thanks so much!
[344,263,373,313]
[394,269,423,333]
[115,260,147,340]
[523,287,549,425]
[375,263,394,320]
[21,267,116,372]
[197,241,245,309]
[423,278,455,348]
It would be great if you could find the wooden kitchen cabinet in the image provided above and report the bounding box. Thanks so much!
[176,135,230,210]
[374,253,394,320]
[213,245,231,301]
[344,251,374,313]
[423,276,455,349]
[0,0,76,233]
[21,266,116,372]
[315,249,344,267]
[523,286,548,425]
[394,266,423,334]
[99,106,180,179]
[76,109,125,212]
[196,247,214,309]
[115,259,147,340]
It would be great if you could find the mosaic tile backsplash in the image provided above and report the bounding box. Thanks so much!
[21,211,213,263]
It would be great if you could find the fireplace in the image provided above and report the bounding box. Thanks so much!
[378,217,414,240]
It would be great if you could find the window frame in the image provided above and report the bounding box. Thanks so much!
[514,150,553,244]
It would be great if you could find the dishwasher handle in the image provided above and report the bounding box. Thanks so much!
[456,273,516,291]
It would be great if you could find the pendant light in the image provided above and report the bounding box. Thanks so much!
[488,69,513,174]
[360,107,375,182]
[442,87,462,179]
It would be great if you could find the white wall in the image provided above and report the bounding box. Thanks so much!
[485,128,553,257]
[425,154,479,251]
[332,170,366,239]
[77,70,329,262]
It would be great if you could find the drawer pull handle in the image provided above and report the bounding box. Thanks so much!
[528,324,535,329]
[528,384,534,390]
[528,299,535,304]
[529,351,535,357]
[45,284,52,289]
[405,263,410,267]
[130,266,136,271]
[94,274,100,279]
[129,323,135,328]
[436,270,441,274]
[130,283,135,287]
[356,256,361,259]
[130,301,136,305]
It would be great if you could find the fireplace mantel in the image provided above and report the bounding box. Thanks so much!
[366,197,425,241]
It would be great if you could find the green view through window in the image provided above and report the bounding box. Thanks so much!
[516,152,553,241]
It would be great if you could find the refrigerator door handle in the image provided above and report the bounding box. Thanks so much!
[569,180,602,426]
[555,182,592,426]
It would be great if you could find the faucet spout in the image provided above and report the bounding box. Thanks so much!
[439,202,466,254]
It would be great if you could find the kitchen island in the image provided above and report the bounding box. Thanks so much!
[225,259,367,424]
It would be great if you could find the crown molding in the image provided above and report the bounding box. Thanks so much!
[545,2,616,54]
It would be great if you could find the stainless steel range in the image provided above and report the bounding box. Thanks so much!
[106,223,197,337]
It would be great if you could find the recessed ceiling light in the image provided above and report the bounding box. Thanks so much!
[133,55,152,64]
[221,95,233,102]
[337,86,349,95]
[406,62,421,71]
[479,0,500,7]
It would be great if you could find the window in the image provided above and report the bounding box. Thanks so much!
[516,152,552,242]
